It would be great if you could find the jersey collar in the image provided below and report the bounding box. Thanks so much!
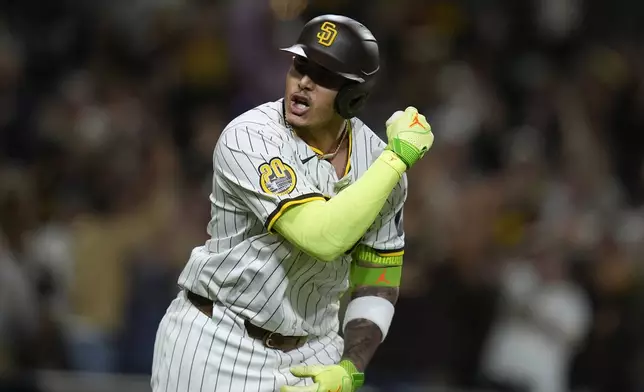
[279,98,353,177]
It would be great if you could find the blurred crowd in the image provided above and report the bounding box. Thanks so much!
[1,0,644,391]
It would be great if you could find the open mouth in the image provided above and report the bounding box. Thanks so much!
[290,93,311,115]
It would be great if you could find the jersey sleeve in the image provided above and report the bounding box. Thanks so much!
[214,124,325,232]
[359,173,408,256]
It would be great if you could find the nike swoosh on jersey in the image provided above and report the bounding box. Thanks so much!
[301,155,317,164]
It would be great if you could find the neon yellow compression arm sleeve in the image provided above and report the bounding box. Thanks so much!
[272,149,407,262]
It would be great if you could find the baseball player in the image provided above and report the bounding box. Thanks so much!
[151,14,434,392]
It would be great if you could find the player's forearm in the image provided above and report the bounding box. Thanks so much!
[342,285,399,371]
[273,150,406,262]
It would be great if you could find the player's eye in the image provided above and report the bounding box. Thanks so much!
[292,56,346,90]
[292,56,307,73]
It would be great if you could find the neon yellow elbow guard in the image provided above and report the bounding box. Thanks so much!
[272,150,406,262]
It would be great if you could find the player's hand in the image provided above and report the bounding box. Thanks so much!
[384,106,434,168]
[281,361,359,392]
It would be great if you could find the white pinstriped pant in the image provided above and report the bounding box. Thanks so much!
[151,290,344,392]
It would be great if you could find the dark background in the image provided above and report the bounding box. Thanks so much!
[1,0,643,391]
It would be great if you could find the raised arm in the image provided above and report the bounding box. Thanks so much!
[273,107,431,262]
[280,107,426,392]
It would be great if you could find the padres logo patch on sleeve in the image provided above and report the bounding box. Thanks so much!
[258,157,297,195]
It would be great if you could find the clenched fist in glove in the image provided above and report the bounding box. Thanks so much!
[384,106,434,168]
[280,360,363,392]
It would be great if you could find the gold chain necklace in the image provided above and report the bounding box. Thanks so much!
[318,123,348,160]
[282,101,348,161]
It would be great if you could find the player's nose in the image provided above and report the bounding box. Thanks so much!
[297,74,315,91]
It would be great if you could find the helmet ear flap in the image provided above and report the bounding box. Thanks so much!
[334,79,375,119]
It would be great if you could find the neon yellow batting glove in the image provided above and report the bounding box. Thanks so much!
[280,360,364,392]
[384,106,434,169]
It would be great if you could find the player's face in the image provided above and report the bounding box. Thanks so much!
[284,56,346,129]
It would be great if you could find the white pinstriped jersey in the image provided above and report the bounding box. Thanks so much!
[177,98,407,338]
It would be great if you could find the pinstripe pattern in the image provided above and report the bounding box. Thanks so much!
[152,291,342,391]
[152,99,406,391]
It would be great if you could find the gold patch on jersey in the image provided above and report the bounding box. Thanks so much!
[258,158,297,195]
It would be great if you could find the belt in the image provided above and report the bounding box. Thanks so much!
[185,290,308,352]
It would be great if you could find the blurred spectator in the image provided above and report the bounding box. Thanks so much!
[570,237,644,392]
[0,168,60,391]
[64,138,178,373]
[0,232,40,390]
[480,238,591,392]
